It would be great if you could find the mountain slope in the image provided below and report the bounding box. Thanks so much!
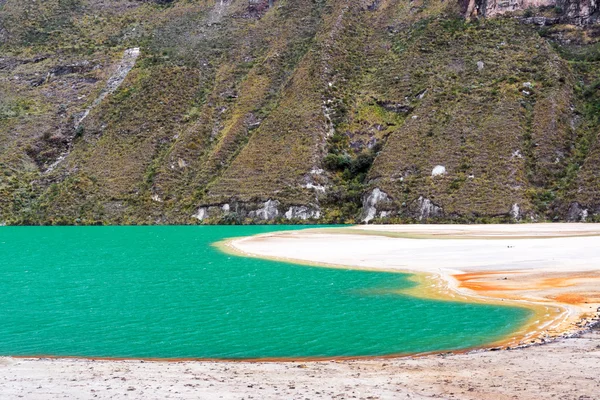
[1,0,600,224]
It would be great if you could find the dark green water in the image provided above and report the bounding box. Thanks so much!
[0,226,532,359]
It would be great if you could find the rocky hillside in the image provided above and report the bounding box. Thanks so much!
[1,0,600,224]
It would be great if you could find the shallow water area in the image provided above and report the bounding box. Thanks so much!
[0,226,532,359]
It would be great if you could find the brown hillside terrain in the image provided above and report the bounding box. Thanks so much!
[1,0,600,224]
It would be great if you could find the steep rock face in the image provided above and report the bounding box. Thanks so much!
[464,0,555,18]
[463,0,599,23]
[416,197,444,221]
[192,201,320,223]
[361,188,392,223]
[284,206,321,220]
[248,0,274,15]
[559,0,599,23]
[567,202,589,221]
[248,199,280,220]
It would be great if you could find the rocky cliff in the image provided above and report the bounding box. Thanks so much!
[463,0,598,23]
[1,0,600,224]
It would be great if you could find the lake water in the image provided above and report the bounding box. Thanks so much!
[0,226,532,359]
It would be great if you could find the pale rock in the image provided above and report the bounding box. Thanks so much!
[417,196,443,220]
[567,202,589,222]
[512,150,523,158]
[510,203,521,221]
[322,102,335,137]
[431,165,447,177]
[192,207,208,221]
[561,0,600,24]
[465,0,556,18]
[284,206,321,220]
[249,199,280,220]
[362,188,390,223]
[303,183,326,193]
[582,209,589,222]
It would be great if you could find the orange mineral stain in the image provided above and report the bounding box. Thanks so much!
[551,293,587,304]
[451,269,600,348]
[454,271,525,292]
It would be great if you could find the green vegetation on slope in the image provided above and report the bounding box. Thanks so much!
[2,0,600,224]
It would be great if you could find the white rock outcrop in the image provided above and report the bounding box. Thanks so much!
[431,165,447,177]
[417,196,443,220]
[248,199,280,220]
[192,207,208,221]
[303,183,326,193]
[362,188,390,223]
[284,206,321,220]
[510,203,521,221]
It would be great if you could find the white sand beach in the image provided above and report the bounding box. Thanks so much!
[228,224,600,344]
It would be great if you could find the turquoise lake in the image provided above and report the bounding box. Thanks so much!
[0,226,532,359]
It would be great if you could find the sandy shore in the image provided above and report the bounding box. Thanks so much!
[228,224,600,345]
[2,224,600,399]
[1,326,598,399]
